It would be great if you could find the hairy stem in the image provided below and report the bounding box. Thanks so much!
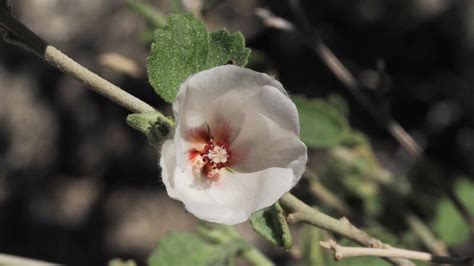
[280,193,415,266]
[0,7,155,114]
[320,239,472,265]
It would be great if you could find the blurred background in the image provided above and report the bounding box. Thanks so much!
[0,0,473,265]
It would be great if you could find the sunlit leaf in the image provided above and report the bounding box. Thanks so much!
[148,14,250,103]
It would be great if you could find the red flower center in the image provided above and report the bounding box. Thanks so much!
[186,126,233,181]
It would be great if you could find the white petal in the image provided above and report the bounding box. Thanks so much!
[177,65,286,109]
[160,140,179,199]
[175,167,297,225]
[161,65,309,225]
[204,167,296,224]
[160,141,299,224]
[172,65,270,130]
[250,85,300,134]
[175,65,298,134]
[168,165,241,223]
[173,90,248,170]
[231,112,307,179]
[172,66,301,170]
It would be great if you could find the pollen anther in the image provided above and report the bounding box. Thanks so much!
[189,137,232,181]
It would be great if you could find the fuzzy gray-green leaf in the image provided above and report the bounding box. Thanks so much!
[148,232,216,266]
[147,14,250,103]
[126,112,174,147]
[249,202,292,249]
[148,14,208,103]
[207,30,250,67]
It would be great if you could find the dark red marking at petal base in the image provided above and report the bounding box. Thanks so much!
[210,119,232,144]
[184,127,210,144]
[225,145,246,168]
[185,119,241,182]
[188,150,201,161]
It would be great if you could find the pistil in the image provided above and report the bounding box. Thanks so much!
[190,137,232,180]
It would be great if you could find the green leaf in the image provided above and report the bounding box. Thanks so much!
[212,241,248,266]
[207,30,249,67]
[197,225,240,244]
[249,202,292,249]
[148,14,251,103]
[432,179,474,246]
[148,232,216,266]
[327,93,350,116]
[292,95,349,148]
[126,112,174,147]
[148,14,208,103]
[149,228,260,266]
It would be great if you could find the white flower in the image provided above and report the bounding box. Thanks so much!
[160,65,308,225]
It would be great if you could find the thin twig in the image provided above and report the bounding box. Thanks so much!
[0,4,465,266]
[127,0,167,28]
[307,167,449,259]
[446,188,474,233]
[280,193,415,266]
[304,168,353,217]
[255,6,423,161]
[405,213,449,256]
[0,253,58,265]
[0,6,155,114]
[257,5,474,252]
[255,8,294,31]
[320,239,472,265]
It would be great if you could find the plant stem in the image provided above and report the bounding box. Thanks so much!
[446,188,474,233]
[0,7,155,114]
[304,169,353,217]
[242,248,274,266]
[0,253,57,265]
[256,6,423,161]
[127,0,167,28]
[405,213,449,256]
[280,193,415,266]
[320,239,472,265]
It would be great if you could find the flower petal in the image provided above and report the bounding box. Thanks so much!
[169,166,296,225]
[167,165,242,223]
[172,65,300,171]
[250,85,300,134]
[160,140,179,199]
[161,65,308,225]
[161,140,299,225]
[173,90,248,170]
[203,167,296,224]
[231,112,307,179]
